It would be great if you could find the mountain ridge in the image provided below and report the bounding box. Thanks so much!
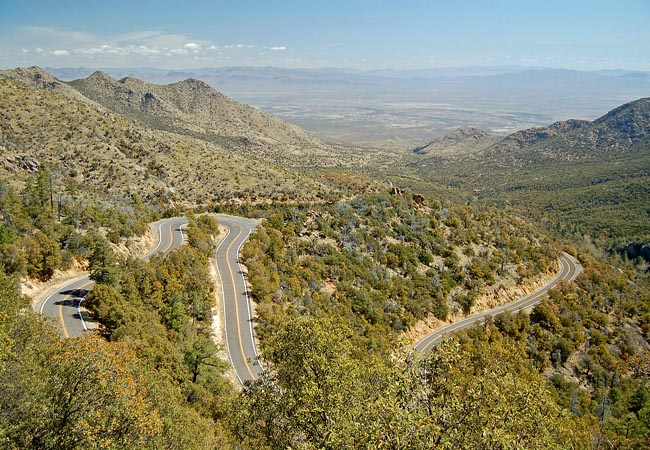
[0,73,332,206]
[412,126,497,157]
[68,70,347,168]
[2,66,385,170]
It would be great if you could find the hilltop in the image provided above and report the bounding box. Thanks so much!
[485,98,650,159]
[2,67,395,170]
[411,126,497,157]
[0,66,101,106]
[485,119,590,156]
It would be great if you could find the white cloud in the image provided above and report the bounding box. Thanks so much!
[72,44,167,57]
[224,43,254,49]
[138,32,208,49]
[2,26,299,69]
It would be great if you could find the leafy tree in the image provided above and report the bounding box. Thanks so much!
[23,230,62,281]
[235,316,593,449]
[89,236,120,286]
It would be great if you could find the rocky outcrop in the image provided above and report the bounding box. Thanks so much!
[620,242,650,263]
[4,155,40,173]
[68,71,345,168]
[412,193,426,206]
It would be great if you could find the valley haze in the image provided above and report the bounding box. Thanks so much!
[45,65,650,143]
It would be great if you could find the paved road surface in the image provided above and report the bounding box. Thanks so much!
[38,214,263,384]
[214,214,263,384]
[38,217,187,338]
[414,252,582,353]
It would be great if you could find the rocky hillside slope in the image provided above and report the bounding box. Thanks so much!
[411,126,497,157]
[0,74,330,206]
[67,70,362,168]
[3,67,390,170]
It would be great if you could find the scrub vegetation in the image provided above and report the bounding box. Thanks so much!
[1,68,649,448]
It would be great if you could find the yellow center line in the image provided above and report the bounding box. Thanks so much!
[160,222,175,255]
[58,280,95,338]
[58,302,70,339]
[53,219,181,339]
[225,225,256,381]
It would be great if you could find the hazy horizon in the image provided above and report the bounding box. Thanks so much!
[32,64,648,143]
[11,64,650,75]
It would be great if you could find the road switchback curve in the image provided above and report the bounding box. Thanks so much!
[214,215,263,384]
[38,217,188,338]
[414,252,582,353]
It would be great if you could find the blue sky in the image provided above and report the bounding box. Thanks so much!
[1,0,648,70]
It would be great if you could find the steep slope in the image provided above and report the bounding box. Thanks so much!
[485,98,650,160]
[0,75,331,205]
[407,98,650,246]
[67,71,360,168]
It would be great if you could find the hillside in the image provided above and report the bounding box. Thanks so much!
[406,98,650,247]
[2,67,399,170]
[486,119,590,156]
[66,70,374,169]
[0,66,101,106]
[0,74,331,206]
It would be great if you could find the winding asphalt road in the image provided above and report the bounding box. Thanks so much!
[38,217,188,338]
[38,214,262,384]
[40,214,574,381]
[214,215,263,384]
[414,252,582,353]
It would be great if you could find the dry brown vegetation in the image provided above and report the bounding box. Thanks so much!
[0,75,332,207]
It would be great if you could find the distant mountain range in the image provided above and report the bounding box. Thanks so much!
[42,66,650,143]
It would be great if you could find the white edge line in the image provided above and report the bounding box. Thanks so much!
[40,283,62,314]
[77,282,91,332]
[414,254,576,352]
[179,219,186,246]
[143,223,164,259]
[39,274,88,314]
[215,222,244,386]
[233,221,263,373]
[39,218,174,335]
[40,275,90,335]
